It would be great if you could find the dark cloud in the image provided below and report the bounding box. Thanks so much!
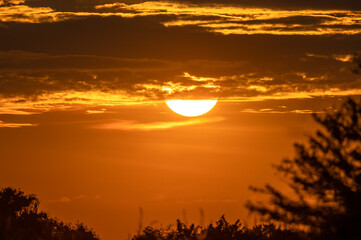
[2,2,361,35]
[0,51,243,98]
[23,0,361,11]
[2,15,361,61]
[0,49,360,102]
[24,0,108,11]
[0,51,171,70]
[182,0,361,10]
[233,16,333,26]
[0,4,360,110]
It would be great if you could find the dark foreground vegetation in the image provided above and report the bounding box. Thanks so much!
[132,216,307,240]
[247,97,361,240]
[0,187,99,240]
[0,186,306,240]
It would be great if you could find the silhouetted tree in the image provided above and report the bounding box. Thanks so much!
[132,216,305,240]
[247,98,361,239]
[0,187,99,240]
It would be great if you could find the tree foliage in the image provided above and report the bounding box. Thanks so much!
[132,216,305,240]
[0,187,99,240]
[247,98,361,239]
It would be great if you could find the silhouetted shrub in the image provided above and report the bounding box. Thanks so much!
[0,187,99,240]
[132,215,306,240]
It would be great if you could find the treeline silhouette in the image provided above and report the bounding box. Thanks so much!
[132,216,306,240]
[0,187,99,240]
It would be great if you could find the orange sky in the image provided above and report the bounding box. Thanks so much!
[1,0,361,239]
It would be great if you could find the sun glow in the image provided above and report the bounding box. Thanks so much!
[165,100,217,117]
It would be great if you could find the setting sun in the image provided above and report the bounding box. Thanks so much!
[165,99,218,117]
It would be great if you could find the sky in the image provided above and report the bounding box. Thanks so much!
[1,0,361,239]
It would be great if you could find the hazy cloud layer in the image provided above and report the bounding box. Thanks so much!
[0,50,360,115]
[94,2,361,35]
[0,0,360,118]
[22,0,361,11]
[239,108,324,114]
[0,120,36,127]
[94,117,224,131]
[1,1,361,35]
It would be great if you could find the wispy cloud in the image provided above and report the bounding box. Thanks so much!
[307,53,356,62]
[0,120,36,127]
[86,109,107,114]
[332,54,354,62]
[222,89,361,102]
[1,71,360,114]
[239,108,324,114]
[47,194,100,204]
[59,197,72,203]
[1,1,361,35]
[94,117,225,131]
[176,198,240,204]
[0,91,158,115]
[0,51,360,115]
[95,2,361,35]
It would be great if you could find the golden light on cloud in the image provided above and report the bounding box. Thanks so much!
[165,99,217,117]
[95,117,224,131]
[95,2,361,35]
[0,90,157,115]
[2,1,361,35]
[0,120,36,128]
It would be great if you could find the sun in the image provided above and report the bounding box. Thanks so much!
[165,99,217,117]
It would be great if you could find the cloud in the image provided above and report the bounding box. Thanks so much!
[0,120,36,127]
[175,197,237,204]
[94,117,225,131]
[239,108,324,114]
[1,1,361,35]
[86,109,107,114]
[47,194,100,203]
[59,197,72,203]
[0,91,159,115]
[23,0,361,11]
[223,89,361,102]
[0,51,176,98]
[332,54,354,62]
[0,49,360,115]
[1,0,25,6]
[0,51,172,70]
[0,106,35,115]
